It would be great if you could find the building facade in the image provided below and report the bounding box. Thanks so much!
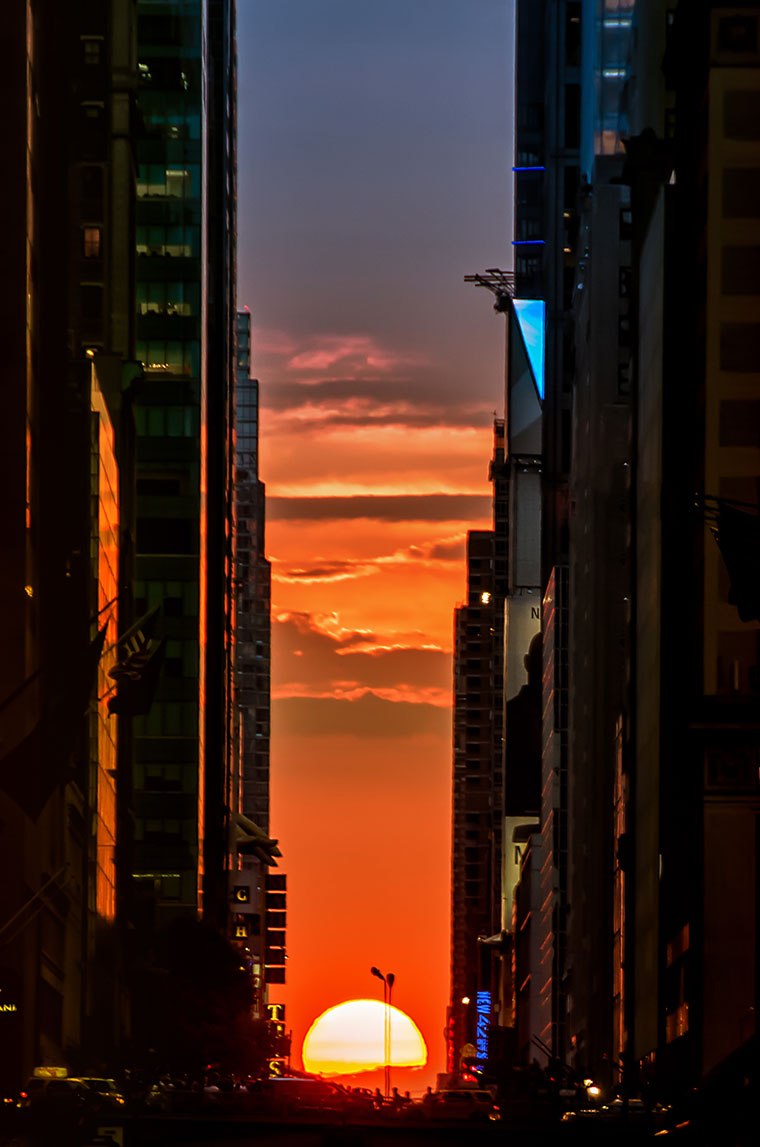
[0,0,141,1082]
[449,422,507,1070]
[496,0,760,1105]
[0,0,242,1083]
[131,0,238,931]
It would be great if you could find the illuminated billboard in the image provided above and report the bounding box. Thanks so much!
[512,299,545,399]
[475,991,491,1060]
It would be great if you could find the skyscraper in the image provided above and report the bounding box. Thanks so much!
[449,424,506,1072]
[0,0,140,1082]
[232,309,278,1009]
[132,0,237,929]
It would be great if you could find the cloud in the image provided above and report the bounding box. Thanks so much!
[277,559,379,585]
[285,334,428,374]
[272,611,451,706]
[272,694,450,738]
[274,534,466,586]
[427,536,468,561]
[260,377,494,431]
[275,683,450,708]
[268,493,492,522]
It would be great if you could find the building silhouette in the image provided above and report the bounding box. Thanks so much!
[0,0,253,1085]
[455,0,760,1110]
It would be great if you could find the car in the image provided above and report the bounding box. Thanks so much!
[78,1078,127,1112]
[263,1076,346,1118]
[144,1082,171,1112]
[17,1077,93,1113]
[424,1089,501,1122]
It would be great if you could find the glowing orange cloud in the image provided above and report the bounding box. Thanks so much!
[286,334,428,374]
[273,683,451,707]
[302,1000,427,1076]
[262,422,491,497]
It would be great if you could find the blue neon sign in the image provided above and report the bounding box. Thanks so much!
[475,991,491,1060]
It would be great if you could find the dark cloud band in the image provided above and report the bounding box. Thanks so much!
[272,694,451,738]
[268,493,492,522]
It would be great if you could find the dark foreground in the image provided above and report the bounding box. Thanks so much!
[0,1109,740,1147]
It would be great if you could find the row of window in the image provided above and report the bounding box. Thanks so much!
[134,578,199,617]
[134,405,200,438]
[137,280,199,316]
[135,700,198,737]
[137,224,200,258]
[136,339,199,375]
[135,764,194,793]
[137,164,200,200]
[135,818,196,843]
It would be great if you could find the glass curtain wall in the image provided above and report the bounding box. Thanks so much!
[133,0,206,916]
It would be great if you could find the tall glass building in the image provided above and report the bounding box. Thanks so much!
[132,1,206,919]
[131,0,238,930]
[132,0,210,920]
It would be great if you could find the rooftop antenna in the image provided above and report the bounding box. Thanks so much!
[464,267,515,312]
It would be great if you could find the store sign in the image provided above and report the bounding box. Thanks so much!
[475,991,491,1061]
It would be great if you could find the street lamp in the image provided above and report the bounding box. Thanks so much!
[370,966,395,1098]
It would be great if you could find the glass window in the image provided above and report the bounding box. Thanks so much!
[717,15,759,53]
[81,284,103,323]
[720,322,760,371]
[724,91,760,140]
[81,165,103,207]
[160,876,182,900]
[722,246,760,295]
[723,170,760,218]
[719,400,760,446]
[82,227,101,258]
[82,38,102,66]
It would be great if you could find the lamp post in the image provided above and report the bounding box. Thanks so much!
[370,966,395,1098]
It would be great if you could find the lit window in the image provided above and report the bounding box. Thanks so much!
[480,591,491,605]
[82,38,102,66]
[82,227,101,258]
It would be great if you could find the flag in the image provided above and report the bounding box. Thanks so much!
[107,604,165,716]
[232,812,282,866]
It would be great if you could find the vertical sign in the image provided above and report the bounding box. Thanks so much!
[475,991,491,1061]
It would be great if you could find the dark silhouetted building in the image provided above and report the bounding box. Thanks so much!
[0,0,140,1083]
[449,421,507,1072]
[231,309,278,1012]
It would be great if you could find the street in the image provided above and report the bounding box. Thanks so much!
[2,1111,687,1147]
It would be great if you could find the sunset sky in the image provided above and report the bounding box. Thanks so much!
[237,0,513,1089]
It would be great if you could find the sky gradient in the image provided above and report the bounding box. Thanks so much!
[237,0,513,1089]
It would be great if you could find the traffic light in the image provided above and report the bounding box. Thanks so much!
[265,872,286,983]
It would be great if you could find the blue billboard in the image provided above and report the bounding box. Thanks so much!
[512,299,545,400]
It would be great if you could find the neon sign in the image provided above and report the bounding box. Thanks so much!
[475,991,491,1060]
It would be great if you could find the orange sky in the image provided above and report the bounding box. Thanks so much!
[237,0,512,1093]
[264,388,494,1089]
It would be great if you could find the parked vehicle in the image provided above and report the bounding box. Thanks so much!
[17,1077,93,1114]
[424,1088,501,1122]
[264,1076,346,1118]
[78,1078,127,1112]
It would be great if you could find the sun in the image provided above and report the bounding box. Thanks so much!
[302,999,427,1076]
